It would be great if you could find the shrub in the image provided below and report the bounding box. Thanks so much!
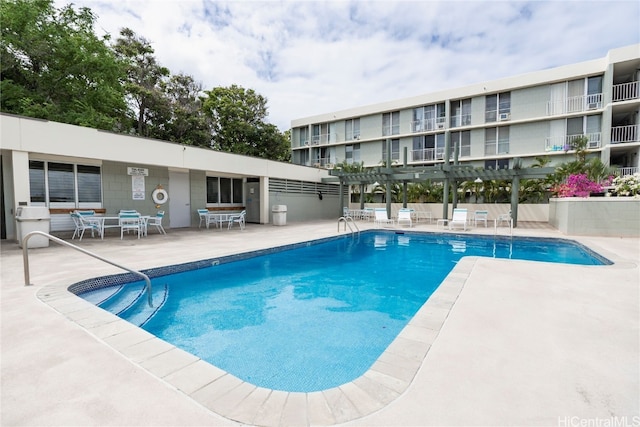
[552,173,603,197]
[612,173,640,197]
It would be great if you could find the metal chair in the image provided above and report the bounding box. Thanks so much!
[146,210,166,235]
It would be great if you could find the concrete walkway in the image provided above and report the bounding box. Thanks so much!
[1,220,638,426]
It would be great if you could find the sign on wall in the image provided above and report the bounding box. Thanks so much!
[128,167,148,200]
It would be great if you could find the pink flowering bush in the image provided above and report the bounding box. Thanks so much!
[552,173,603,197]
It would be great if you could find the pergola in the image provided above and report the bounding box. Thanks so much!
[323,144,555,227]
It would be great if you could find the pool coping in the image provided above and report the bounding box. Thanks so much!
[34,230,619,426]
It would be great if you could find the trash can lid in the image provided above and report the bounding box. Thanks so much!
[15,206,51,219]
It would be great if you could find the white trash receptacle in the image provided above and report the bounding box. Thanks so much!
[16,206,51,248]
[272,205,287,226]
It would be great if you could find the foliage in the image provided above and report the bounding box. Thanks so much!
[552,174,603,197]
[1,2,291,160]
[112,28,171,137]
[0,0,127,129]
[611,173,640,197]
[202,85,290,161]
[564,135,590,163]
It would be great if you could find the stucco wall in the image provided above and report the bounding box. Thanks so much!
[549,198,640,236]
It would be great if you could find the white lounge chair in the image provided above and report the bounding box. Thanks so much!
[146,210,166,235]
[228,210,246,230]
[397,209,412,227]
[374,208,395,227]
[449,208,468,231]
[474,210,488,227]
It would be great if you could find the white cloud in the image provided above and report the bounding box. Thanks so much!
[56,0,639,131]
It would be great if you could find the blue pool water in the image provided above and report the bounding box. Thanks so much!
[78,231,609,392]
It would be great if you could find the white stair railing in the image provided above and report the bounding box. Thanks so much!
[22,231,153,307]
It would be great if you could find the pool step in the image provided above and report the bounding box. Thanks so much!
[97,283,147,316]
[118,284,169,327]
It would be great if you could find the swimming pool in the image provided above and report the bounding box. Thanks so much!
[75,231,610,392]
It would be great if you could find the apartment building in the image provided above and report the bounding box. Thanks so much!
[290,44,639,176]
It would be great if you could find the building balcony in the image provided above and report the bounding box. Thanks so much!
[611,125,639,144]
[613,81,639,102]
[410,148,445,162]
[310,133,337,145]
[545,133,602,152]
[312,157,335,169]
[410,117,446,133]
[450,114,472,128]
[615,167,639,176]
[546,93,603,116]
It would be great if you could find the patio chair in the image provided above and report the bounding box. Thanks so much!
[70,212,102,240]
[374,208,395,227]
[227,210,246,230]
[449,208,468,231]
[397,208,412,227]
[197,209,211,229]
[119,212,142,239]
[474,210,488,228]
[496,210,512,228]
[146,210,166,235]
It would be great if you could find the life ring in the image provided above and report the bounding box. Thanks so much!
[152,188,168,204]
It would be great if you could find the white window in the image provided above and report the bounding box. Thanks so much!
[451,131,471,157]
[485,127,510,155]
[29,160,102,208]
[485,92,510,122]
[206,177,243,205]
[382,111,400,136]
[345,143,360,164]
[382,139,400,162]
[345,118,360,140]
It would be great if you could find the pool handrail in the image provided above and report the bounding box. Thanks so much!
[338,216,359,234]
[21,231,153,307]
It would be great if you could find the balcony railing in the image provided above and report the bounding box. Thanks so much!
[312,157,336,168]
[545,133,602,152]
[615,167,639,177]
[410,117,446,132]
[546,93,603,115]
[611,125,639,143]
[410,148,445,162]
[310,133,337,145]
[613,81,639,102]
[450,114,472,128]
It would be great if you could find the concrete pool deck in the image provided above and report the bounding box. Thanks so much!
[1,220,638,426]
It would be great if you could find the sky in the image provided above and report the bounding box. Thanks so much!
[54,0,640,131]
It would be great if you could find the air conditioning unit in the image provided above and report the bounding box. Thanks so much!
[587,102,599,110]
[498,113,511,121]
[304,142,309,146]
[437,122,445,129]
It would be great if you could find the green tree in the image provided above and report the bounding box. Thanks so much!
[1,0,127,129]
[113,28,170,137]
[161,73,212,146]
[202,85,290,160]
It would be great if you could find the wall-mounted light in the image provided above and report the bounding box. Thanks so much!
[317,191,323,200]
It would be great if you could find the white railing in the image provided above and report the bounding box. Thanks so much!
[410,117,446,132]
[450,114,471,128]
[312,157,335,168]
[310,133,337,145]
[545,133,602,152]
[546,93,603,115]
[611,125,639,143]
[410,148,445,162]
[613,81,639,102]
[615,167,638,177]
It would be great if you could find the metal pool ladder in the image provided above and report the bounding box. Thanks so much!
[21,231,153,307]
[338,216,360,235]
